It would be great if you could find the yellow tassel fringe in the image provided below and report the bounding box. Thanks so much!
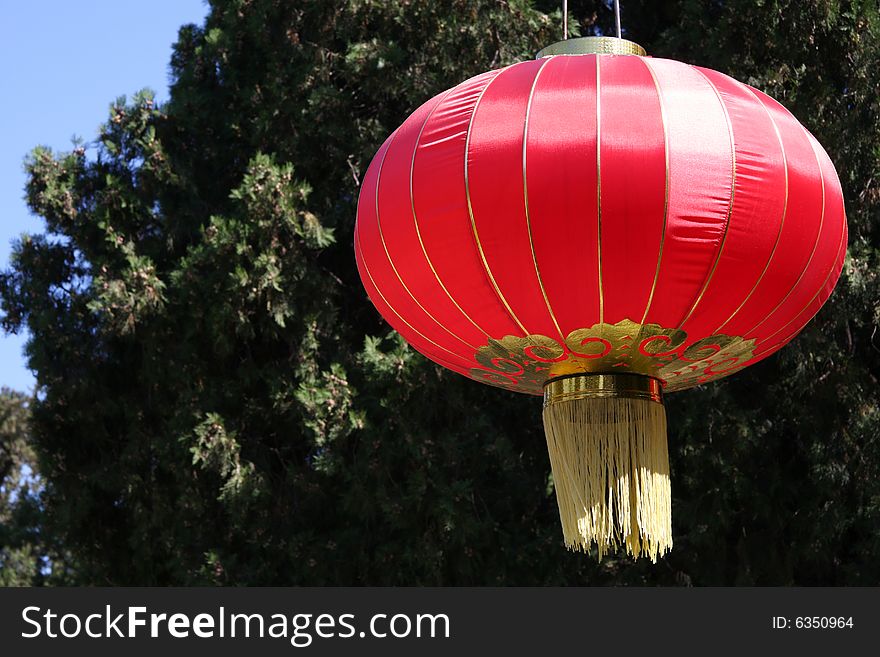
[542,396,671,562]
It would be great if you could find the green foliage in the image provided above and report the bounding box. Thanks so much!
[0,390,74,585]
[0,390,37,586]
[0,0,878,585]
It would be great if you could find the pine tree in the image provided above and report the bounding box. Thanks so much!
[1,0,878,585]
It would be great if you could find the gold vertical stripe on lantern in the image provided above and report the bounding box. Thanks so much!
[542,374,671,561]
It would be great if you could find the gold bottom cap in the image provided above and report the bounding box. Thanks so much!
[543,373,663,408]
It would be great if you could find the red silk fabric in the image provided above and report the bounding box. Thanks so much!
[355,54,847,393]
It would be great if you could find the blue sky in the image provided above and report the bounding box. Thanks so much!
[0,0,209,392]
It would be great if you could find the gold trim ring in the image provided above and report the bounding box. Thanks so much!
[543,373,663,408]
[537,36,647,58]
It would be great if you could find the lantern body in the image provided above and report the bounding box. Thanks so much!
[354,53,847,395]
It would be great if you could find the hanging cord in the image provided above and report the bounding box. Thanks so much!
[563,0,568,40]
[614,0,622,38]
[563,1,622,41]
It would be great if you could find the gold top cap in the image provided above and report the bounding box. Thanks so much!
[537,36,647,58]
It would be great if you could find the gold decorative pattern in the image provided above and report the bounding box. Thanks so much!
[468,319,757,395]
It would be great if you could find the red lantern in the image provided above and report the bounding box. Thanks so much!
[354,37,847,561]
